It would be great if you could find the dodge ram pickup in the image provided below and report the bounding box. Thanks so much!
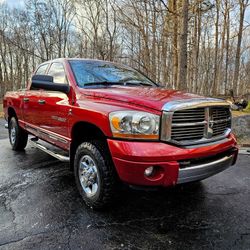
[3,58,238,209]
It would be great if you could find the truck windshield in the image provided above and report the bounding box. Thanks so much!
[69,60,157,88]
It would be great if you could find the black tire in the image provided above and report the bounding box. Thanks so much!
[74,141,117,209]
[8,116,28,151]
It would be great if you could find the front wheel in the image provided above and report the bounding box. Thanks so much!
[8,117,28,151]
[74,141,117,209]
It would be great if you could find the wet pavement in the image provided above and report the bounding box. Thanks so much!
[0,118,250,250]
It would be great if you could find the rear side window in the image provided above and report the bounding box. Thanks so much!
[35,64,49,75]
[48,63,67,84]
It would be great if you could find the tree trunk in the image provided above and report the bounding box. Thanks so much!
[224,1,230,95]
[212,0,219,95]
[177,0,189,91]
[172,0,178,88]
[233,0,248,95]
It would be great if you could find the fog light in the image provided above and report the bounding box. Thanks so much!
[144,166,154,177]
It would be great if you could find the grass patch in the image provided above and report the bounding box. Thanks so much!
[245,102,250,112]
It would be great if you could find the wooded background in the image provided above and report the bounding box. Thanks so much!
[0,0,250,99]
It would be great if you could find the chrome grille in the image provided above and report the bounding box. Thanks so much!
[171,108,205,123]
[171,108,205,141]
[161,100,231,146]
[210,107,231,137]
[211,107,230,120]
[172,124,205,141]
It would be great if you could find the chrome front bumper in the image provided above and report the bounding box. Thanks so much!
[177,154,235,184]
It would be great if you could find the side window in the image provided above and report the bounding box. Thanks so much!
[35,64,49,75]
[47,63,67,84]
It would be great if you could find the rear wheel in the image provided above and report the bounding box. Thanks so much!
[8,117,28,151]
[74,141,117,209]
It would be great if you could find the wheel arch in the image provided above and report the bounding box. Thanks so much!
[8,107,17,122]
[70,121,108,169]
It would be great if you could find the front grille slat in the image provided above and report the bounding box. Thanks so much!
[172,117,205,121]
[172,134,204,139]
[173,113,205,116]
[211,118,231,124]
[172,136,203,140]
[168,106,231,145]
[172,121,206,127]
[172,125,204,131]
[213,127,227,132]
[172,131,204,135]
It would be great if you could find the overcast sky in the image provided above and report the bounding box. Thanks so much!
[1,0,250,22]
[0,0,25,8]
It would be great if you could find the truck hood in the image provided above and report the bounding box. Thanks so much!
[79,86,204,111]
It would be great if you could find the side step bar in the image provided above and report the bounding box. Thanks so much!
[29,138,70,162]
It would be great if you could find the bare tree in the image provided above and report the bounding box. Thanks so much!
[177,0,189,91]
[233,0,249,95]
[1,0,250,99]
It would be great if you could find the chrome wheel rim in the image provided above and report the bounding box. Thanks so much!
[78,155,99,197]
[10,123,16,145]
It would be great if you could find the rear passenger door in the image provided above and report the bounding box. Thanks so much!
[38,62,70,147]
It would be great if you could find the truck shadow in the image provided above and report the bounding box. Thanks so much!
[65,172,207,237]
[69,179,208,248]
[104,182,206,232]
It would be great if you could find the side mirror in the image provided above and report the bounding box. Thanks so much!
[31,75,70,94]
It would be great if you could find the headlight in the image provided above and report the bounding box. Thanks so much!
[109,111,160,140]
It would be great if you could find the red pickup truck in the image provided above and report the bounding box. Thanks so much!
[3,58,238,209]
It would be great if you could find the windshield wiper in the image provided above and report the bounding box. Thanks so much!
[83,81,124,87]
[124,81,154,87]
[83,81,154,87]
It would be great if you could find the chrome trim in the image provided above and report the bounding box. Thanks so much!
[160,111,173,141]
[25,122,69,144]
[211,118,231,124]
[168,130,231,147]
[177,154,234,184]
[161,98,231,147]
[172,121,207,127]
[46,133,68,144]
[78,155,100,197]
[162,98,230,111]
[29,138,69,162]
[204,107,209,138]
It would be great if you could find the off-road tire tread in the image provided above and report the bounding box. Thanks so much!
[74,140,117,209]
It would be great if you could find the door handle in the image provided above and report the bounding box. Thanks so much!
[38,100,46,105]
[23,98,29,103]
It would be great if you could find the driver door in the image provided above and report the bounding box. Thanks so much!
[23,63,49,135]
[38,62,71,146]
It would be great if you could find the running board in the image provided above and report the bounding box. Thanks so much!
[29,138,70,162]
